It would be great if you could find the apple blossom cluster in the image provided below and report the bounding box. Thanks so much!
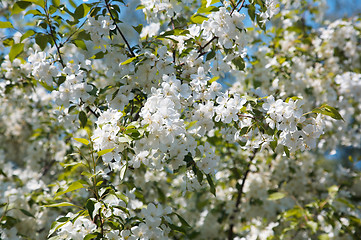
[201,7,247,49]
[52,70,94,108]
[28,50,59,86]
[54,197,173,240]
[83,15,116,51]
[258,0,280,26]
[316,18,361,71]
[262,96,324,151]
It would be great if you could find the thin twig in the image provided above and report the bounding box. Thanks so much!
[228,149,258,240]
[45,0,65,68]
[197,36,218,59]
[170,17,176,63]
[230,0,246,16]
[86,106,100,118]
[105,0,135,57]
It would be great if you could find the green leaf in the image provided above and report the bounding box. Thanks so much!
[49,5,57,14]
[20,209,35,218]
[85,199,95,220]
[285,96,302,103]
[197,6,218,14]
[84,233,99,240]
[133,24,143,34]
[52,0,60,7]
[283,208,302,218]
[232,57,245,70]
[74,138,89,145]
[201,0,219,6]
[119,163,127,181]
[206,50,215,61]
[121,56,137,65]
[44,202,82,208]
[55,181,85,198]
[97,147,115,156]
[248,4,256,21]
[61,162,85,169]
[35,33,51,51]
[268,192,286,200]
[318,234,330,240]
[209,76,219,83]
[168,223,188,234]
[196,167,203,184]
[118,134,133,143]
[2,216,18,228]
[25,9,43,16]
[27,0,45,8]
[48,219,69,237]
[312,104,344,121]
[72,39,87,50]
[20,29,35,42]
[9,43,24,62]
[174,212,191,228]
[79,111,87,128]
[191,14,208,24]
[284,146,290,158]
[12,1,32,15]
[73,3,91,20]
[0,21,14,28]
[206,174,216,196]
[306,221,318,233]
[3,38,14,47]
[135,4,145,10]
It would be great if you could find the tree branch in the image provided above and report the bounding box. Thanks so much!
[105,0,135,57]
[230,0,246,16]
[45,0,65,68]
[197,36,218,59]
[228,149,258,240]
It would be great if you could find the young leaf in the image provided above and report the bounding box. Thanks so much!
[35,33,51,51]
[174,212,192,228]
[284,146,290,158]
[268,192,286,200]
[97,147,115,156]
[206,174,216,196]
[119,163,127,180]
[48,220,69,238]
[312,104,344,121]
[20,29,35,42]
[74,138,89,145]
[44,202,82,208]
[0,21,14,28]
[73,3,91,20]
[12,1,32,16]
[85,199,95,220]
[20,209,35,218]
[191,14,208,24]
[121,56,137,65]
[79,111,87,128]
[9,43,24,62]
[55,181,85,198]
[133,24,143,34]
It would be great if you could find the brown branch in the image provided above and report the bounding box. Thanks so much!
[86,106,100,118]
[170,17,176,63]
[41,159,56,176]
[45,0,65,68]
[197,36,218,59]
[228,149,258,240]
[105,0,135,57]
[230,0,246,16]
